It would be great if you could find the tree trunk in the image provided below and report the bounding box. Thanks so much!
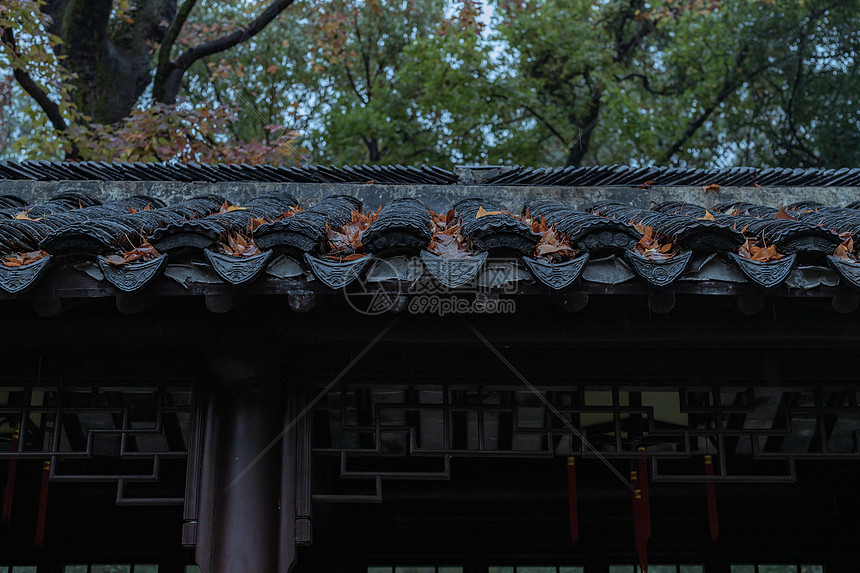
[367,138,381,162]
[565,91,602,167]
[42,0,176,124]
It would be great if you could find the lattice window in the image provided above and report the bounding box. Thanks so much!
[488,567,584,573]
[312,383,860,488]
[63,566,158,573]
[609,566,703,573]
[1,384,191,505]
[730,566,824,573]
[367,568,464,573]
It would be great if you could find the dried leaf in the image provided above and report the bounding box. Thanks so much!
[476,206,502,219]
[219,231,261,257]
[738,237,784,261]
[104,241,160,266]
[698,210,716,221]
[324,208,380,260]
[632,224,676,260]
[249,217,268,232]
[14,209,41,221]
[427,210,472,258]
[2,250,49,268]
[774,207,797,221]
[702,184,721,193]
[834,235,856,262]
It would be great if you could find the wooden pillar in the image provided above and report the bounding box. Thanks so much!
[211,388,286,571]
[185,349,302,573]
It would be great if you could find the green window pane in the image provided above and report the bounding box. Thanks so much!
[64,567,89,573]
[648,567,677,573]
[609,567,634,573]
[92,566,131,573]
[731,567,756,573]
[801,567,824,573]
[758,567,796,573]
[488,568,515,573]
[560,568,585,573]
[394,568,435,573]
[438,568,464,573]
[680,567,704,573]
[133,566,158,573]
[12,568,37,573]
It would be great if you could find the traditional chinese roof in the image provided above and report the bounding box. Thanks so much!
[4,160,860,187]
[2,162,860,308]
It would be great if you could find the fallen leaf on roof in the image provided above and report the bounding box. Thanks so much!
[632,223,676,261]
[476,206,502,218]
[14,210,41,221]
[427,210,472,258]
[702,184,721,193]
[104,241,161,266]
[517,210,577,263]
[2,250,49,268]
[249,217,268,232]
[834,234,856,262]
[774,207,797,221]
[219,231,261,257]
[324,208,380,261]
[738,238,784,262]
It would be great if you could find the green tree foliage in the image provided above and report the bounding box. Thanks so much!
[1,0,859,167]
[493,0,860,167]
[181,0,503,164]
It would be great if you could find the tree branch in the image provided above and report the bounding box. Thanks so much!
[1,28,67,132]
[660,46,767,163]
[153,0,198,102]
[566,88,602,167]
[521,103,566,144]
[618,72,678,96]
[343,63,368,104]
[155,0,297,104]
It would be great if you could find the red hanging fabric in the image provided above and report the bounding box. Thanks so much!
[566,456,579,545]
[704,454,719,543]
[637,446,651,539]
[3,427,20,524]
[34,460,50,547]
[631,470,648,573]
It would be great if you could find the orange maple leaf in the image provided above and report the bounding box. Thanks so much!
[476,206,502,218]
